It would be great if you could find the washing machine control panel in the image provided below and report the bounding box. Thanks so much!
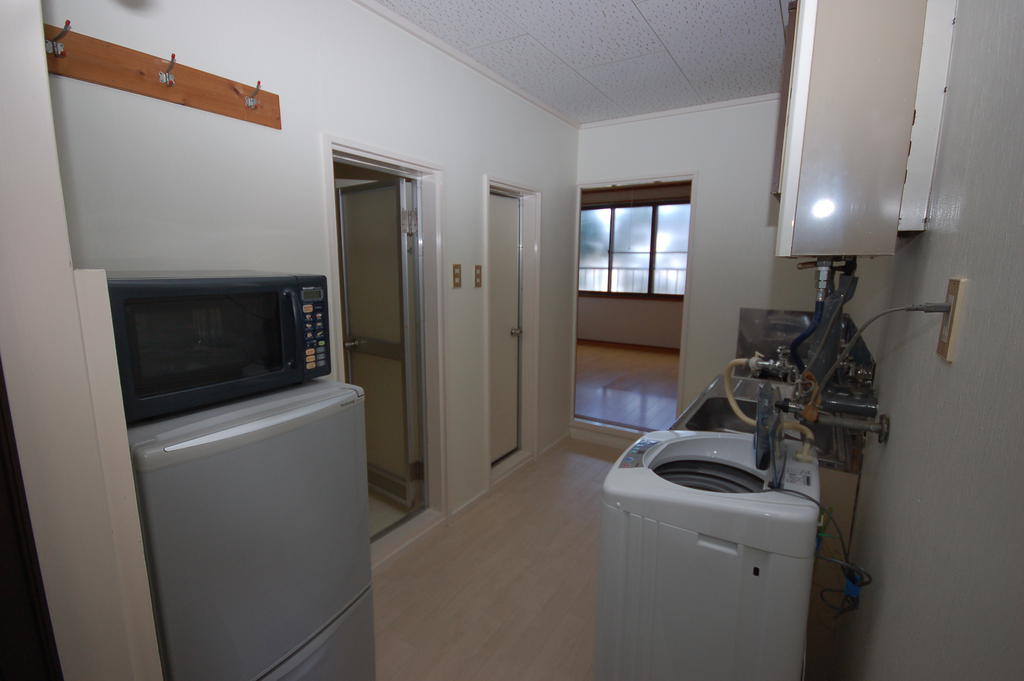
[619,438,661,468]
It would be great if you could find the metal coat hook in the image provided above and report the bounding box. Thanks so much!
[159,53,176,86]
[245,81,261,109]
[45,19,72,57]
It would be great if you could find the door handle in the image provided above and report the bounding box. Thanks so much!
[343,339,364,349]
[509,327,522,337]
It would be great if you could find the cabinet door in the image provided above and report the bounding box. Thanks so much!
[776,0,928,257]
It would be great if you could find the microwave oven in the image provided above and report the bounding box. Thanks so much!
[108,272,331,422]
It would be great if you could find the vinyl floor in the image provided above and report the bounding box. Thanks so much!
[574,340,680,431]
[371,439,620,681]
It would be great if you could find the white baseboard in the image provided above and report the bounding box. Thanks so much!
[569,419,640,450]
[538,433,569,457]
[490,449,534,485]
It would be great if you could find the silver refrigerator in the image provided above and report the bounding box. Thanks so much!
[128,381,375,681]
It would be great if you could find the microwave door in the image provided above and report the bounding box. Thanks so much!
[115,281,304,421]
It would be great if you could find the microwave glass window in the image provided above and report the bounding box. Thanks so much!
[126,293,284,397]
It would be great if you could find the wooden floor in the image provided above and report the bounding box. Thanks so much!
[372,439,620,681]
[574,340,680,431]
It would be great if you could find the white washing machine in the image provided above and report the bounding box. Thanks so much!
[595,430,820,681]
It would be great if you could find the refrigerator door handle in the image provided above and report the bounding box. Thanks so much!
[139,398,353,470]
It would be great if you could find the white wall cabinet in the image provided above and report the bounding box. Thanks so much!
[776,0,929,257]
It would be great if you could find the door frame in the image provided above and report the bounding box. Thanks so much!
[321,135,447,564]
[568,172,699,447]
[482,175,541,483]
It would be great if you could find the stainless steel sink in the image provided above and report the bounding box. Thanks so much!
[679,396,757,433]
[672,374,785,433]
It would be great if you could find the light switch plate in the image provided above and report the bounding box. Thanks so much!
[937,278,966,362]
[452,264,462,288]
[474,265,482,288]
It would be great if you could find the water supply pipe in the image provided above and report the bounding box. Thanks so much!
[790,260,835,372]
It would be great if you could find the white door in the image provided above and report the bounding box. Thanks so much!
[488,192,521,462]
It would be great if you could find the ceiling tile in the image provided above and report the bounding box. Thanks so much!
[365,0,785,123]
[637,0,785,103]
[500,0,664,69]
[579,50,706,116]
[469,35,628,123]
[374,0,527,52]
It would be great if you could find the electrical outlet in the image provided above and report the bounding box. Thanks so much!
[937,278,966,362]
[452,264,462,288]
[474,265,482,288]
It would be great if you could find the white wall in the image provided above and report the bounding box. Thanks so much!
[578,99,893,404]
[840,1,1024,678]
[43,0,580,512]
[576,296,683,349]
[0,2,156,678]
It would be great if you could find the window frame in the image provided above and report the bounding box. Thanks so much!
[577,198,690,300]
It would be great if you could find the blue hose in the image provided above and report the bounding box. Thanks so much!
[790,300,824,373]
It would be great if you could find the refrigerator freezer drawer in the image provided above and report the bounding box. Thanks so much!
[262,588,375,681]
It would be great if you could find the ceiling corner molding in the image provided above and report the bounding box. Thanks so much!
[350,0,582,129]
[579,93,781,130]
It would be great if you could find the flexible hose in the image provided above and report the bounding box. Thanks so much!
[723,358,814,462]
[816,307,904,389]
[790,300,824,372]
[724,359,756,427]
[786,422,816,462]
[813,302,951,390]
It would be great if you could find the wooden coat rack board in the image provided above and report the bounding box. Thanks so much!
[43,22,281,129]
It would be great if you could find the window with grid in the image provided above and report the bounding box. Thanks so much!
[578,182,690,297]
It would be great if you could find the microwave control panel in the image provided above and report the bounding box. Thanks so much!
[300,285,330,376]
